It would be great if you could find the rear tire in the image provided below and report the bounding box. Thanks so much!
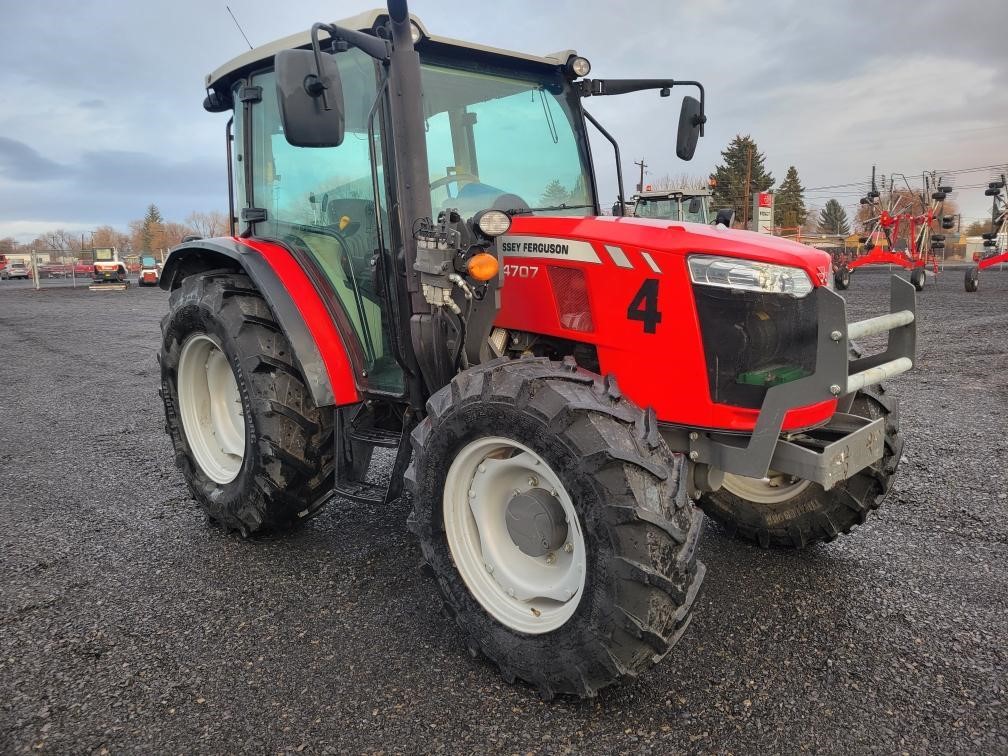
[160,270,334,536]
[834,265,851,290]
[965,266,979,292]
[910,267,926,291]
[406,357,704,698]
[699,384,901,549]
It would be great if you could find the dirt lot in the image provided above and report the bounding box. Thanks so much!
[1,268,1006,754]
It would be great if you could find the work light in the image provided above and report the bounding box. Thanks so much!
[475,209,511,237]
[568,56,591,78]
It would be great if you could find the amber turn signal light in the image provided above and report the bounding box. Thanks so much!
[466,252,499,282]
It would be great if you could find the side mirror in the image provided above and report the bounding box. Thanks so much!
[275,49,344,147]
[687,197,702,215]
[611,201,624,217]
[714,207,735,227]
[676,95,703,160]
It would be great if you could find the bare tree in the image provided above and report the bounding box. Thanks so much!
[185,210,228,238]
[650,173,709,191]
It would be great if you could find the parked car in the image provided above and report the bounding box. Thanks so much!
[0,261,31,280]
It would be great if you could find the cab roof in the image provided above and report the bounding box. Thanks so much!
[635,188,712,199]
[207,8,576,90]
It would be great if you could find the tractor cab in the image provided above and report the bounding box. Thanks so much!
[632,188,713,223]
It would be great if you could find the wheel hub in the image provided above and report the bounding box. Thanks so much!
[442,437,587,634]
[505,488,568,557]
[177,333,245,485]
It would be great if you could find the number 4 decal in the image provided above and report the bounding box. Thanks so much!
[627,279,662,334]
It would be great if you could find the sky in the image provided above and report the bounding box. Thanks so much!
[0,0,1005,243]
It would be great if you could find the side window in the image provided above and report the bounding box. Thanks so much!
[244,50,402,394]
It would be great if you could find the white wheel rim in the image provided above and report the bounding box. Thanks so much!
[177,334,245,484]
[722,471,811,505]
[443,437,586,634]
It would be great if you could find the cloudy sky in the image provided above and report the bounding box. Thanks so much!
[1,1,1005,242]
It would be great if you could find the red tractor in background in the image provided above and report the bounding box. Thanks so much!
[965,174,1006,292]
[158,2,917,698]
[835,166,951,292]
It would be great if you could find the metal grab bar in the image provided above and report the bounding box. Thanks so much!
[846,357,913,394]
[847,310,915,341]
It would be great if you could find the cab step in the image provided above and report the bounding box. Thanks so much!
[348,425,402,448]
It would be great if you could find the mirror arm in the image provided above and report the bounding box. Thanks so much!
[580,78,706,136]
[307,22,392,111]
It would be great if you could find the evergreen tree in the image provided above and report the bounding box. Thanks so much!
[709,135,774,227]
[818,199,850,235]
[539,179,572,208]
[141,204,164,252]
[774,166,807,228]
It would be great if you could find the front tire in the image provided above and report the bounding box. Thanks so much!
[965,265,979,292]
[699,384,901,548]
[910,267,926,291]
[160,270,334,536]
[406,357,704,698]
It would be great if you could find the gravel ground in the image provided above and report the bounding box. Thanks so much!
[1,268,1006,755]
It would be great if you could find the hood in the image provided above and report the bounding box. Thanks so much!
[506,214,833,284]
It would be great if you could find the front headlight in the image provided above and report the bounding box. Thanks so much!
[688,255,814,298]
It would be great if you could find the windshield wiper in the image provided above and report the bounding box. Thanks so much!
[519,204,595,213]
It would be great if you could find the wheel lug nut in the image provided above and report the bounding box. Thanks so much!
[545,553,556,565]
[563,542,573,553]
[477,464,486,473]
[485,563,494,574]
[528,476,538,487]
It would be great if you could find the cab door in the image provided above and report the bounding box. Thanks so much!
[233,49,403,395]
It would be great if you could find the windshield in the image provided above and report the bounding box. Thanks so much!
[95,249,114,261]
[634,197,680,220]
[420,60,593,217]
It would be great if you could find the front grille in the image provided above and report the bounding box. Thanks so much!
[693,284,818,409]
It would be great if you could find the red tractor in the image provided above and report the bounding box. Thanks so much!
[158,2,917,698]
[965,174,1006,292]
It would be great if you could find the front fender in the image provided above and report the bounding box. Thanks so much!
[160,237,359,408]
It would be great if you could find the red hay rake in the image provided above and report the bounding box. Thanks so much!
[834,166,952,292]
[964,174,1006,292]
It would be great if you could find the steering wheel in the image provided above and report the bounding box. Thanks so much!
[430,170,480,193]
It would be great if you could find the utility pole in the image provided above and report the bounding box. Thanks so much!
[743,144,753,229]
[634,158,647,193]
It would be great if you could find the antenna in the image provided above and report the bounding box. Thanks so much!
[227,5,253,50]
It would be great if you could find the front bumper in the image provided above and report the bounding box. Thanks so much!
[664,275,916,490]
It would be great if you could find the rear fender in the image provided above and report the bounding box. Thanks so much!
[160,237,359,408]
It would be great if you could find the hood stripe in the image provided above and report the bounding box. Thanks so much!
[604,245,633,269]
